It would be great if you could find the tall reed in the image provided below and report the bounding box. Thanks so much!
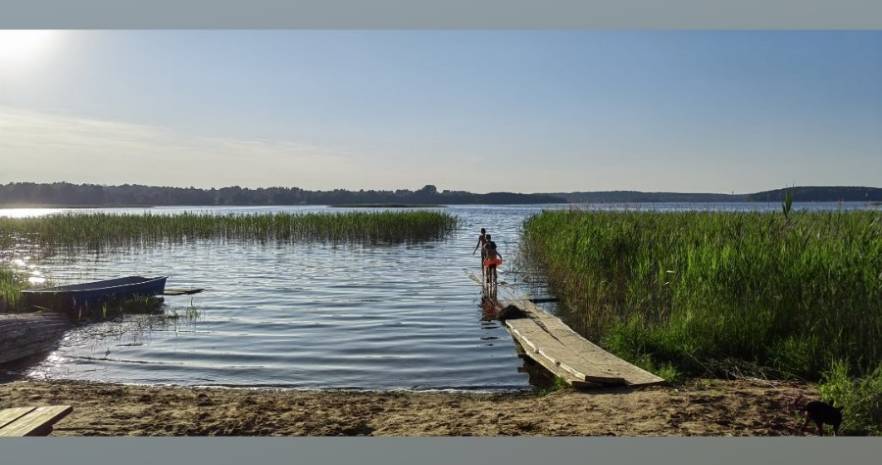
[0,211,458,250]
[522,210,882,380]
[0,265,25,311]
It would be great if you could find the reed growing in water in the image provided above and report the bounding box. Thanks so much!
[0,210,457,311]
[0,266,25,311]
[522,209,882,382]
[0,211,459,250]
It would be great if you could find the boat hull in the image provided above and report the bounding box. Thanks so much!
[21,276,168,311]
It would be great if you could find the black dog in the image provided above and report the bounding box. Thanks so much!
[800,400,843,436]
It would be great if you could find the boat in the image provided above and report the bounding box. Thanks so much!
[21,276,168,311]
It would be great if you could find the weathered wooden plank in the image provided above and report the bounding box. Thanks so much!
[499,299,665,387]
[0,407,36,430]
[506,318,627,385]
[536,318,662,385]
[513,300,665,386]
[1,340,63,363]
[505,319,589,387]
[163,288,204,296]
[0,405,73,437]
[0,322,70,341]
[0,312,71,365]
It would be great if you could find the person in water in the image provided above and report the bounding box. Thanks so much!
[473,228,488,279]
[482,234,503,285]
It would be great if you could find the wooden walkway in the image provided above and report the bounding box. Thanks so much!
[0,406,72,436]
[499,298,665,388]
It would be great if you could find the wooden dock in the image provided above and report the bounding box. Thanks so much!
[499,299,665,388]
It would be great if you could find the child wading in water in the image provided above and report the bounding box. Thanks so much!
[473,228,488,280]
[482,234,503,285]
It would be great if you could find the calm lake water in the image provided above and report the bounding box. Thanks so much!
[1,202,879,390]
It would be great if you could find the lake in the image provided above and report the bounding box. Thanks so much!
[1,202,878,390]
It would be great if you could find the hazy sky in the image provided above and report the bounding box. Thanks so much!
[0,31,880,193]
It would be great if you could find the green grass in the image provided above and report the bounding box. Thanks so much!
[522,210,882,381]
[536,376,571,396]
[0,211,458,250]
[0,265,26,311]
[819,360,882,435]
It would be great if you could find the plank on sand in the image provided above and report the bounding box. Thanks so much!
[0,406,72,437]
[505,318,626,385]
[503,299,665,387]
[519,300,664,386]
[0,407,35,431]
[505,318,591,387]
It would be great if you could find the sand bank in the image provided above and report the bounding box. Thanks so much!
[0,379,814,436]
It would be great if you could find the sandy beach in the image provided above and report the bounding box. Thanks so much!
[1,379,815,436]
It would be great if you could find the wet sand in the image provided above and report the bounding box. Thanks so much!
[0,378,815,436]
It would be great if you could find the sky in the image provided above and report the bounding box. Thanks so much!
[0,30,880,194]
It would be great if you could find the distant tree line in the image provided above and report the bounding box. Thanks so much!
[0,182,565,206]
[744,186,882,202]
[552,190,740,203]
[1,182,879,207]
[554,186,882,203]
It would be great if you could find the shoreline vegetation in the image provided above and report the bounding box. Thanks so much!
[1,182,882,207]
[522,209,882,434]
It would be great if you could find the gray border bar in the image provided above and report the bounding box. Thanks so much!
[0,0,881,28]
[2,2,882,465]
[3,437,882,465]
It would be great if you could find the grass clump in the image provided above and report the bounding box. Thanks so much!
[0,265,26,311]
[0,211,458,250]
[819,360,882,435]
[522,209,882,381]
[536,376,571,396]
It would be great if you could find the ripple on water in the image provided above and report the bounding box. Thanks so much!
[17,206,556,390]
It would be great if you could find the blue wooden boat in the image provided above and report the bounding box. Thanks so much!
[21,276,168,311]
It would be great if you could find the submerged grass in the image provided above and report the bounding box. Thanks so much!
[522,210,882,383]
[0,211,458,250]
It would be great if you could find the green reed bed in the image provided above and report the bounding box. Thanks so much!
[0,211,458,250]
[522,210,882,385]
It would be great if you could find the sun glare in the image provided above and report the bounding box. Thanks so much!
[0,30,59,66]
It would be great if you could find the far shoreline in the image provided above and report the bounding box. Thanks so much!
[0,200,879,210]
